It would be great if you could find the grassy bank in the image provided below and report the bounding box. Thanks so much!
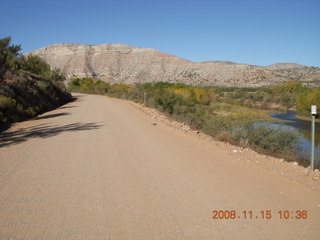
[0,37,72,126]
[68,78,316,167]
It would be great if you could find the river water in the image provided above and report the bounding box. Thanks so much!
[270,111,320,164]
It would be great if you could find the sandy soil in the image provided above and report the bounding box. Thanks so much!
[0,93,319,240]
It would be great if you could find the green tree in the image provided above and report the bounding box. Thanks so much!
[49,68,65,82]
[20,55,65,81]
[20,55,51,77]
[273,80,305,94]
[296,88,320,115]
[0,37,21,80]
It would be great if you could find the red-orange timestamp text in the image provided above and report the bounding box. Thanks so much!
[212,210,308,220]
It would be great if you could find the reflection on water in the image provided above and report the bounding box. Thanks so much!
[270,111,320,163]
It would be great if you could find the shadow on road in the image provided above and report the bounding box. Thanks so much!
[0,122,103,148]
[58,105,77,110]
[35,113,71,120]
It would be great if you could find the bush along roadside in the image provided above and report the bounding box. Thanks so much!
[0,37,73,127]
[68,78,313,167]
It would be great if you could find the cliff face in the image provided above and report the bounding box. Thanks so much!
[26,43,320,87]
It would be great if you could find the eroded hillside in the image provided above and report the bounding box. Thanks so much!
[27,43,320,87]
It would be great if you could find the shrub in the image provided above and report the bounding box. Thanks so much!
[37,81,50,91]
[230,123,299,156]
[0,95,16,109]
[0,95,17,123]
[202,116,231,136]
[68,77,110,94]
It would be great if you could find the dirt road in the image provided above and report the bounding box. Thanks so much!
[1,94,319,240]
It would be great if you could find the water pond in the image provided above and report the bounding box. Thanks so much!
[269,111,320,164]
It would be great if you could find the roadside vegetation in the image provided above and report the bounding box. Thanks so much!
[68,77,320,167]
[0,37,72,126]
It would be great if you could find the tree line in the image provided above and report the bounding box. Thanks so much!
[68,77,320,118]
[0,37,72,125]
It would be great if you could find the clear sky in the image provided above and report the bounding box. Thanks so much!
[1,0,320,66]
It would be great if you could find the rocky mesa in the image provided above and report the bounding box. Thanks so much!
[26,43,320,87]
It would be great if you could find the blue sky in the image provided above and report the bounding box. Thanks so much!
[1,0,320,66]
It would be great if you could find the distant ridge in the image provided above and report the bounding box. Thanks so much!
[26,43,320,87]
[265,63,306,70]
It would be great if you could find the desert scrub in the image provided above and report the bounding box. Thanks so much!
[69,78,320,115]
[68,80,304,162]
[230,123,299,157]
[202,116,232,135]
[36,80,50,91]
[0,95,16,109]
[0,95,17,122]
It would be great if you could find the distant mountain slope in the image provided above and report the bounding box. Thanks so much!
[265,63,306,70]
[26,43,320,87]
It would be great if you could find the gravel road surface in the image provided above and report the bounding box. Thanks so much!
[1,94,319,239]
